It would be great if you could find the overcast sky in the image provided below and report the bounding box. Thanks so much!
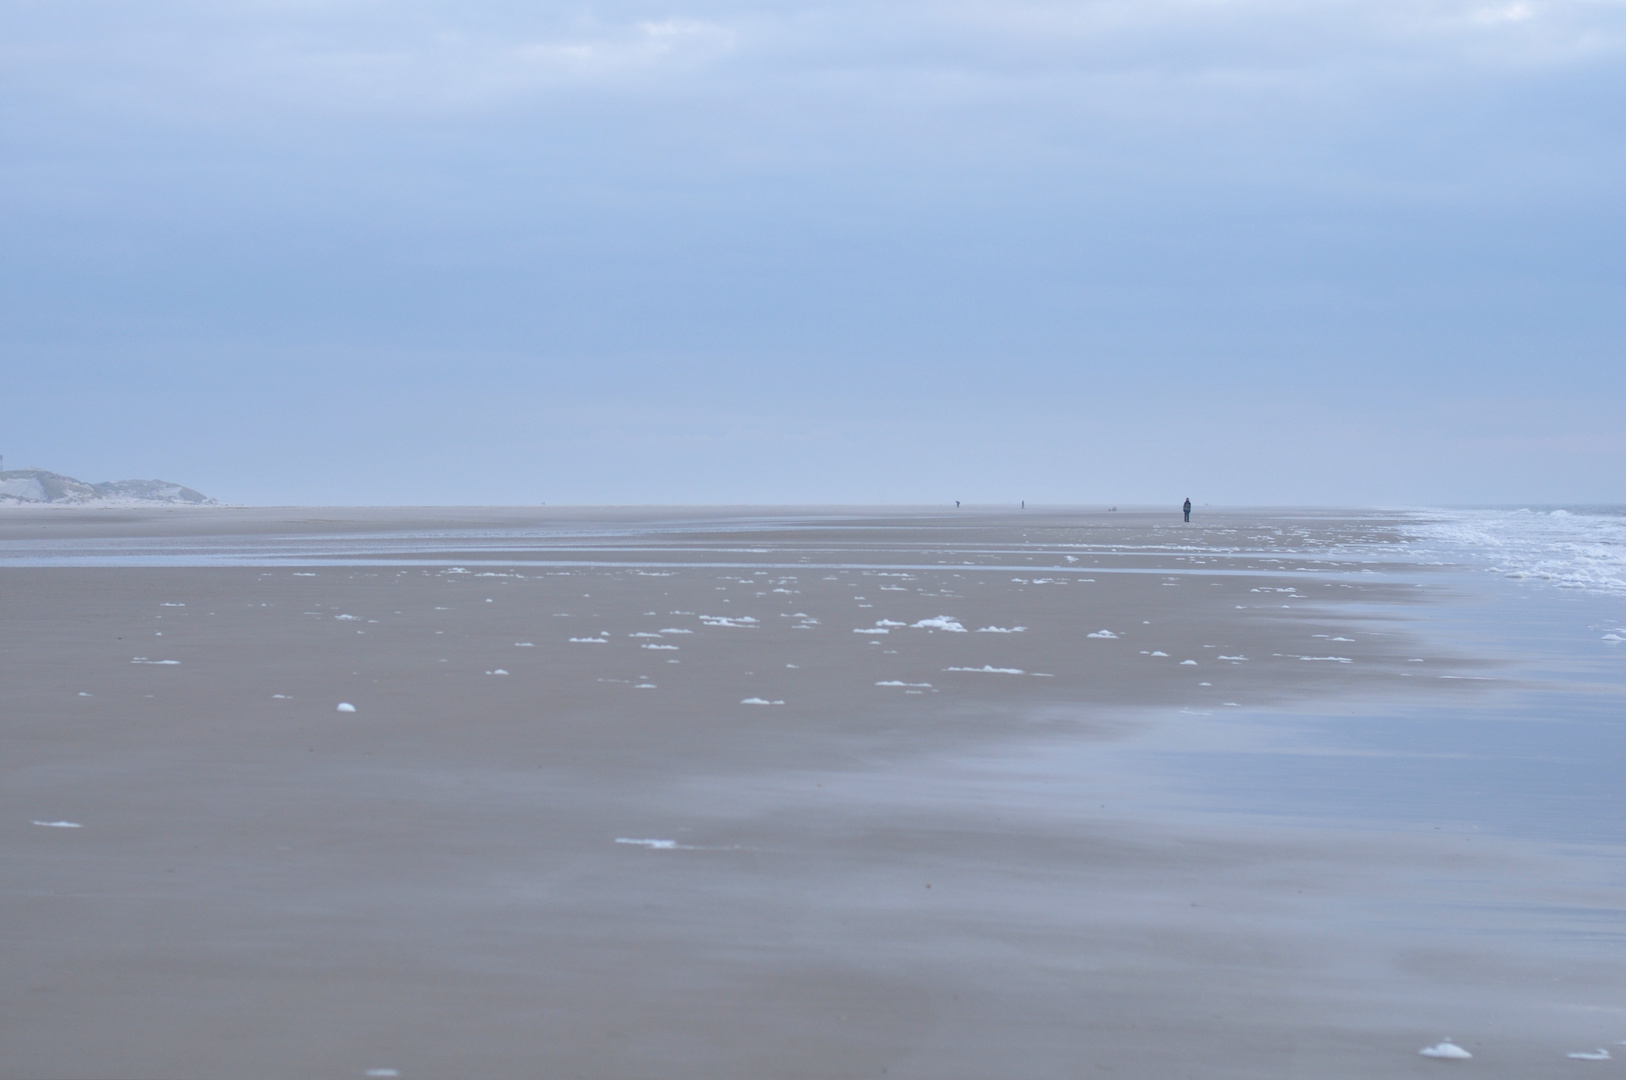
[3,0,1622,505]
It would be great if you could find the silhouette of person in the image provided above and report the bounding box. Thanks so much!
[1182,497,1192,523]
[955,501,960,508]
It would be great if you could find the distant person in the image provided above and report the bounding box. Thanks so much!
[1021,500,1025,510]
[955,501,960,508]
[1182,497,1191,523]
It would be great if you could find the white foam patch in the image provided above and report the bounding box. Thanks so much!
[642,643,679,650]
[272,693,291,699]
[700,615,759,628]
[616,838,679,849]
[130,658,179,664]
[976,626,1026,633]
[1568,1049,1612,1061]
[515,642,534,647]
[1301,656,1353,663]
[912,616,966,632]
[335,614,360,620]
[1150,650,1168,657]
[659,628,693,634]
[486,669,508,675]
[629,632,661,638]
[945,665,1025,674]
[569,637,608,644]
[875,619,906,627]
[853,628,889,634]
[1218,655,1247,661]
[876,681,933,687]
[1418,1041,1471,1059]
[365,1070,401,1077]
[740,697,785,705]
[1180,659,1198,665]
[1087,630,1117,639]
[336,702,357,712]
[32,820,81,828]
[160,602,185,607]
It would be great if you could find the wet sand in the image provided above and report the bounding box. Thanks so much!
[4,508,1622,1078]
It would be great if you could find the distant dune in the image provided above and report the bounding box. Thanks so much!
[0,468,216,506]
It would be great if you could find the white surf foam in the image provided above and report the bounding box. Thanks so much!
[1567,1049,1612,1061]
[876,681,933,687]
[1087,630,1117,639]
[976,625,1026,633]
[945,665,1024,674]
[740,697,785,705]
[32,820,81,828]
[1406,507,1626,597]
[336,702,357,712]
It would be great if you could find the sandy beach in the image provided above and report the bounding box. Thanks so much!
[4,507,1624,1079]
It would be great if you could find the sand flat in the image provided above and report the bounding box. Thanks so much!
[3,507,1622,1078]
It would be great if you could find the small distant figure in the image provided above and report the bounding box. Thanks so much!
[1021,500,1025,510]
[1182,497,1192,523]
[955,501,960,508]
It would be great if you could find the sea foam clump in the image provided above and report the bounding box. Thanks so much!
[1418,1041,1471,1059]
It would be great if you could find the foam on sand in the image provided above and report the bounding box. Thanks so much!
[700,615,759,628]
[912,616,966,632]
[32,820,82,828]
[1418,1041,1472,1059]
[131,657,179,665]
[569,637,608,644]
[1568,1049,1612,1061]
[876,681,932,688]
[1087,630,1117,639]
[945,665,1025,675]
[616,838,678,849]
[976,625,1026,633]
[740,697,785,705]
[336,702,357,713]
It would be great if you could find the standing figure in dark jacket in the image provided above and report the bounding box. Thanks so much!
[1182,498,1192,523]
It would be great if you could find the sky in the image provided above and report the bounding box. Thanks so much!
[2,0,1623,506]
